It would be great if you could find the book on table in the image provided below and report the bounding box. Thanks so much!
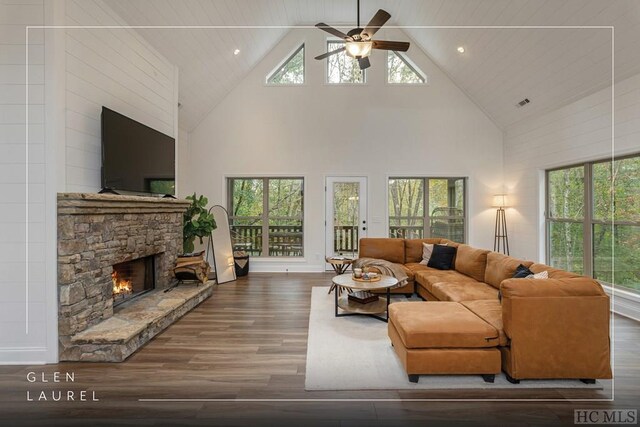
[347,291,379,304]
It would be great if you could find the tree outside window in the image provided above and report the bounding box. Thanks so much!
[546,154,640,292]
[327,41,365,84]
[389,177,466,242]
[267,44,304,85]
[228,178,304,257]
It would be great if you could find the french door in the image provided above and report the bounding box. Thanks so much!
[325,177,368,266]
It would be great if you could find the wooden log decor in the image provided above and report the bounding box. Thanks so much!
[174,251,210,284]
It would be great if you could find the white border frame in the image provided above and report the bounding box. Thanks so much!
[25,24,616,403]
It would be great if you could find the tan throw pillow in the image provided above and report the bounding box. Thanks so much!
[527,270,549,279]
[419,242,447,265]
[419,243,434,265]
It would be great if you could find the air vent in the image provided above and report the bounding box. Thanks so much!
[516,98,530,108]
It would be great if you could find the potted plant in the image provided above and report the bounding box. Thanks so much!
[182,193,217,253]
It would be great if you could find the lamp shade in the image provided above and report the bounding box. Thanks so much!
[345,41,373,58]
[492,194,508,208]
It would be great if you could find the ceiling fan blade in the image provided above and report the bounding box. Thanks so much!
[314,46,346,60]
[358,57,371,70]
[372,40,410,52]
[362,9,391,39]
[315,23,351,41]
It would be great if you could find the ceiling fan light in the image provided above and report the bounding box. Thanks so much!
[345,41,373,58]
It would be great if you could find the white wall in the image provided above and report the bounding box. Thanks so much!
[0,0,57,363]
[187,28,504,272]
[63,0,177,192]
[0,0,180,364]
[177,127,191,198]
[504,72,640,262]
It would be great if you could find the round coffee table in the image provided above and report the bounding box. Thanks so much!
[331,274,399,322]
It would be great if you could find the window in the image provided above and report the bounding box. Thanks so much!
[326,41,365,84]
[228,178,304,257]
[546,154,640,293]
[387,51,425,84]
[388,177,466,242]
[267,44,304,84]
[147,179,175,195]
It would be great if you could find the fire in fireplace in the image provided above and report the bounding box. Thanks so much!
[111,256,155,306]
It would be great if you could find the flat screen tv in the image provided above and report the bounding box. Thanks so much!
[101,106,175,195]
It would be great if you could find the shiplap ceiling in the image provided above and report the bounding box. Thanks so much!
[105,0,640,131]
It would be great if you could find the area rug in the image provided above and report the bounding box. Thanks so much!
[305,286,607,391]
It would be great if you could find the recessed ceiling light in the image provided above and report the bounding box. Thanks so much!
[457,46,465,54]
[233,49,240,56]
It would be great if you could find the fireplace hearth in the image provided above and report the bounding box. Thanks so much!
[112,256,155,306]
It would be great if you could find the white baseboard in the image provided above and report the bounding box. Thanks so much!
[602,285,640,322]
[0,347,56,365]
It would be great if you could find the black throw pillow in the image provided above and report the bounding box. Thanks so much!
[500,264,535,302]
[513,264,533,278]
[427,244,457,270]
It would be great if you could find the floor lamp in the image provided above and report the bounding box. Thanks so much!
[493,194,509,255]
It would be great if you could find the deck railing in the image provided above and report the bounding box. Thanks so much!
[231,221,464,257]
[231,224,303,257]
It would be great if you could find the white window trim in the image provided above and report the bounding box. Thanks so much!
[386,50,427,85]
[265,42,305,86]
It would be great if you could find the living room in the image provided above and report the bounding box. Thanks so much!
[1,0,639,425]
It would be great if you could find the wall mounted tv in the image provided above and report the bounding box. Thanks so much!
[101,107,175,195]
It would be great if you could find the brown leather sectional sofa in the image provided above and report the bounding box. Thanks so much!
[359,238,613,383]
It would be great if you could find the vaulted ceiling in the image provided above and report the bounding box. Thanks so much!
[105,0,640,132]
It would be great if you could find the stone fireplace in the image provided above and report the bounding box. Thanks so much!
[57,193,213,362]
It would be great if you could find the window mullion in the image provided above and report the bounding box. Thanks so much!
[584,163,594,278]
[424,178,430,238]
[262,178,269,256]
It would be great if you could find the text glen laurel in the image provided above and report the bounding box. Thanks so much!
[26,372,99,402]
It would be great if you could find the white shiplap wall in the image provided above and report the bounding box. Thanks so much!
[0,0,179,364]
[503,72,640,262]
[0,1,55,363]
[64,0,177,192]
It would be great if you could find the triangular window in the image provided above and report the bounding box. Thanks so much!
[387,51,425,84]
[326,41,365,84]
[267,44,305,85]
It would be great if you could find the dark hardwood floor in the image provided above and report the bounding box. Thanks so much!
[1,272,638,426]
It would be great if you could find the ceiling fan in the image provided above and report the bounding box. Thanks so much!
[314,0,409,70]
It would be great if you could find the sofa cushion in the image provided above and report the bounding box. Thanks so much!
[431,281,499,302]
[427,244,457,270]
[359,238,405,264]
[529,263,581,279]
[454,245,490,282]
[415,269,478,294]
[404,262,432,275]
[484,252,534,289]
[461,300,508,346]
[404,238,444,263]
[388,302,500,349]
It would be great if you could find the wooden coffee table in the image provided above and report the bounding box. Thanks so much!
[331,274,399,322]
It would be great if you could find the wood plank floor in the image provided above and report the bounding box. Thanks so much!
[1,273,638,426]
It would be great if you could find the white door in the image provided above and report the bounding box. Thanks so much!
[325,177,368,266]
